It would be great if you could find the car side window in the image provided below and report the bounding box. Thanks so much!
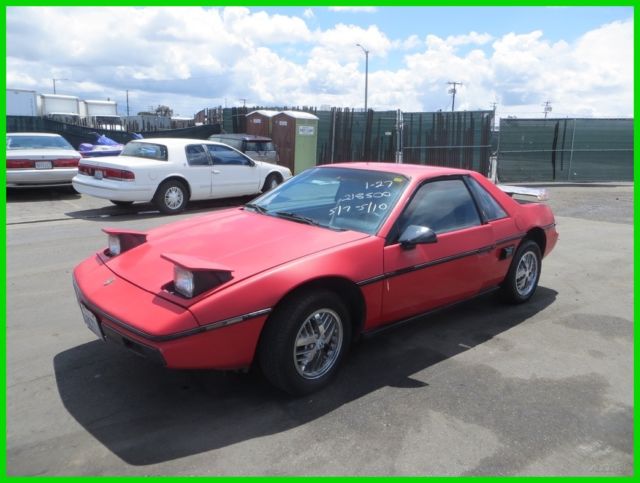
[207,145,251,166]
[397,179,482,236]
[466,176,508,221]
[185,145,210,166]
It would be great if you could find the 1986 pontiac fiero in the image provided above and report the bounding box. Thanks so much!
[73,163,558,395]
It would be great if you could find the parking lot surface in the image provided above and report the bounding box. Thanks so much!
[6,184,633,475]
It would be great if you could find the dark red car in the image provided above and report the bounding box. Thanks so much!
[73,163,558,395]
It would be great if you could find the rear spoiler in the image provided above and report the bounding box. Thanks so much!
[498,185,549,201]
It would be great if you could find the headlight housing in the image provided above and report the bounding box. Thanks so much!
[162,253,234,298]
[174,266,195,298]
[108,234,121,256]
[103,229,147,257]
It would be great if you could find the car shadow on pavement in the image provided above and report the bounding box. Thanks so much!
[63,196,254,222]
[7,186,81,202]
[53,287,557,466]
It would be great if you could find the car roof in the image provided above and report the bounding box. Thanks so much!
[322,162,475,179]
[128,138,224,146]
[209,133,273,141]
[7,132,63,137]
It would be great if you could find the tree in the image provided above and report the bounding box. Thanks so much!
[154,105,173,117]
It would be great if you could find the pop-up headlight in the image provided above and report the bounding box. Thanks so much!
[103,228,148,257]
[162,253,234,298]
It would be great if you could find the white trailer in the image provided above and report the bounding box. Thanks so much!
[40,94,81,124]
[83,100,123,130]
[6,89,39,116]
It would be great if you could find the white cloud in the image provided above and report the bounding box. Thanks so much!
[5,7,634,118]
[328,7,378,14]
[303,8,314,19]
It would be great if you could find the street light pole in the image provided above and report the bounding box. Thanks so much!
[356,43,369,112]
[52,78,68,94]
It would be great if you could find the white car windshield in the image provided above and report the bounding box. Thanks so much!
[247,167,409,235]
[7,135,74,150]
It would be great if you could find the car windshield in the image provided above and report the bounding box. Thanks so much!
[7,135,74,150]
[248,167,409,235]
[121,142,168,160]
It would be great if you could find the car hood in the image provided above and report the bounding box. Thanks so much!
[105,208,369,306]
[6,148,80,159]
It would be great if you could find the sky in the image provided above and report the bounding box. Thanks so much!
[5,6,634,120]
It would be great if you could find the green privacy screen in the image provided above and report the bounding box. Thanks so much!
[497,118,634,182]
[224,107,494,173]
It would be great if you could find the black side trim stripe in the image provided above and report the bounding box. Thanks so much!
[358,243,500,286]
[495,233,526,245]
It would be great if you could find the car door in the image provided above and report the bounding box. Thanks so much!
[181,144,213,200]
[382,177,497,322]
[206,145,260,197]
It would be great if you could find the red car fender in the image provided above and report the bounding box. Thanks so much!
[189,235,386,336]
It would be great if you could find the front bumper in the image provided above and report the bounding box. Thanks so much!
[72,255,268,370]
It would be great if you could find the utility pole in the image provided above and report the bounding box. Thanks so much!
[52,78,68,94]
[543,100,552,119]
[356,43,370,112]
[490,101,498,130]
[447,81,462,112]
[126,90,130,116]
[239,98,247,108]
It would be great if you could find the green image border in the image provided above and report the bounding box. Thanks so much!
[2,1,636,480]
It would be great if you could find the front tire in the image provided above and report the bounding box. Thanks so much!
[262,173,281,192]
[501,239,542,304]
[258,290,351,395]
[153,179,188,215]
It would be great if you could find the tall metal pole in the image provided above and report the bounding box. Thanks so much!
[356,43,369,112]
[126,90,130,116]
[52,78,68,94]
[447,81,462,112]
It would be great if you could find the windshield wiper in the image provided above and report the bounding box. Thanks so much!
[244,203,268,214]
[272,211,321,227]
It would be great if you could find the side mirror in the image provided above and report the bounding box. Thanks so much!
[398,225,438,249]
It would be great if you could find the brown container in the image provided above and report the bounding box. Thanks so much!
[246,110,278,137]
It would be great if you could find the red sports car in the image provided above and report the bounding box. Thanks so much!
[73,163,558,395]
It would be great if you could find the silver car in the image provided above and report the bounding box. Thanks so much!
[207,133,279,164]
[7,133,82,187]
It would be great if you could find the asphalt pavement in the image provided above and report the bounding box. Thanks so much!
[5,184,634,475]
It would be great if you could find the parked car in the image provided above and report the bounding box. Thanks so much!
[73,163,558,395]
[6,132,82,187]
[72,138,292,214]
[207,133,279,164]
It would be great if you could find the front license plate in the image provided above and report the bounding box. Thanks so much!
[94,170,104,180]
[80,303,104,340]
[35,161,53,169]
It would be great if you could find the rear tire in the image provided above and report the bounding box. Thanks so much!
[258,290,351,396]
[501,239,542,304]
[110,200,134,207]
[262,173,281,192]
[153,179,188,215]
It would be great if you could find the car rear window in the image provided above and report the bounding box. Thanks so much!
[7,135,74,150]
[121,142,168,160]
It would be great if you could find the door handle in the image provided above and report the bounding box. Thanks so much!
[212,170,221,174]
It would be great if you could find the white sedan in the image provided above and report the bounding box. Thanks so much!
[72,138,292,214]
[7,132,82,188]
